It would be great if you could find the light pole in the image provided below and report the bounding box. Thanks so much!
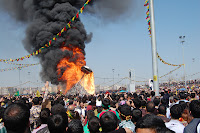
[149,0,159,96]
[179,36,187,90]
[28,72,30,89]
[112,69,115,90]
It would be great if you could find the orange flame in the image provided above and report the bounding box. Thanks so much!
[57,46,95,94]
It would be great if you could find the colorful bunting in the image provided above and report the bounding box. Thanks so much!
[144,0,151,37]
[157,53,184,67]
[0,0,92,62]
[0,63,39,72]
[159,66,182,79]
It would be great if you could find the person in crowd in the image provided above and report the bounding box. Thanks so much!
[169,96,174,108]
[32,108,50,133]
[0,107,6,133]
[88,116,100,133]
[190,93,196,102]
[135,114,166,133]
[96,95,102,107]
[30,97,42,129]
[178,92,189,104]
[163,90,170,104]
[47,113,68,133]
[179,102,189,127]
[67,104,80,122]
[100,111,131,133]
[157,105,170,122]
[132,98,141,109]
[83,110,95,133]
[139,100,147,117]
[153,98,160,109]
[51,103,66,115]
[131,109,142,125]
[67,119,83,133]
[151,91,156,101]
[97,98,120,120]
[184,100,200,133]
[3,103,30,133]
[174,97,179,104]
[165,104,185,133]
[118,104,135,132]
[146,101,156,115]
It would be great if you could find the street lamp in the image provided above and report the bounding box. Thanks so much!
[112,69,115,90]
[28,72,31,89]
[179,36,187,90]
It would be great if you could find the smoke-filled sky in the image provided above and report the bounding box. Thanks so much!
[0,0,199,87]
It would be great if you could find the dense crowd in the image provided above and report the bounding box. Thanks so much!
[0,83,200,133]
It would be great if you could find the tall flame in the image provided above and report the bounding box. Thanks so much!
[57,46,95,94]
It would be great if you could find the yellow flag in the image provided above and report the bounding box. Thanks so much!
[36,90,41,97]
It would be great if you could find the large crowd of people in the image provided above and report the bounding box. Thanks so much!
[0,83,200,133]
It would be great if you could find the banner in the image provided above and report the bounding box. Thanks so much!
[0,0,92,62]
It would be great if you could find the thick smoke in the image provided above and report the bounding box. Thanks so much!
[0,0,136,85]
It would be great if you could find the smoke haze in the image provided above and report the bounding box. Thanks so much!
[0,0,136,85]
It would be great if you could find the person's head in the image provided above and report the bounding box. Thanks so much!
[153,98,160,106]
[158,105,166,115]
[179,92,186,100]
[133,98,141,109]
[174,97,179,103]
[189,100,200,118]
[100,111,118,132]
[191,93,195,99]
[146,101,155,113]
[169,97,174,103]
[102,98,110,109]
[51,104,66,115]
[0,107,5,120]
[40,108,50,124]
[80,102,84,108]
[32,97,39,105]
[86,110,95,120]
[141,100,146,108]
[131,108,142,124]
[161,98,167,106]
[118,104,132,121]
[48,113,68,133]
[135,114,166,133]
[151,91,155,97]
[3,103,30,133]
[88,116,100,133]
[67,119,83,133]
[170,104,182,119]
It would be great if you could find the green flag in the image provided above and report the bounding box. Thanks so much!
[14,91,19,96]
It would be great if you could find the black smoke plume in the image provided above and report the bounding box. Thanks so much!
[0,0,136,85]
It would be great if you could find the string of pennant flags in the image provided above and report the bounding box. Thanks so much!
[2,61,39,66]
[187,72,200,77]
[0,63,39,72]
[159,65,182,79]
[157,53,184,67]
[144,0,151,37]
[0,0,91,62]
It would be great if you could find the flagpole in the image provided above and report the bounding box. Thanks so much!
[149,0,159,96]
